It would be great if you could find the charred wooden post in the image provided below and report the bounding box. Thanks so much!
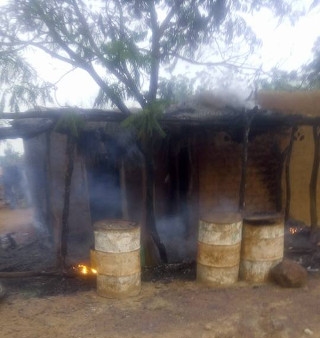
[239,110,254,212]
[310,125,320,230]
[284,126,297,222]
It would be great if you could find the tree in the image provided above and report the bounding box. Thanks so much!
[0,0,307,110]
[0,0,309,263]
[0,51,53,112]
[304,37,320,89]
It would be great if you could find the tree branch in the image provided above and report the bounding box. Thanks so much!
[71,0,147,108]
[29,42,79,67]
[148,1,160,102]
[170,52,263,72]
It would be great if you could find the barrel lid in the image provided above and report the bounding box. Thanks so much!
[200,212,242,224]
[94,219,138,231]
[244,213,283,225]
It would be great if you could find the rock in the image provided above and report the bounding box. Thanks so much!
[304,328,314,336]
[270,259,308,288]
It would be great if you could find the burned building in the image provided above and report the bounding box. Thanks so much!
[1,91,320,266]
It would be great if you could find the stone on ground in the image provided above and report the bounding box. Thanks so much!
[270,259,308,288]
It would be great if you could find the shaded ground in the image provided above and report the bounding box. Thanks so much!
[1,208,320,338]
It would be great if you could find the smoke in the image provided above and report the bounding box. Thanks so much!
[193,88,255,110]
[156,215,197,263]
[212,197,239,214]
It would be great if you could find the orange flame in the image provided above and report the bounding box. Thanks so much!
[73,264,97,275]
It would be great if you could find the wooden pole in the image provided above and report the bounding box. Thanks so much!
[284,126,297,222]
[239,111,253,213]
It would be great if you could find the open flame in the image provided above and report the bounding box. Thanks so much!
[73,264,97,275]
[289,227,299,235]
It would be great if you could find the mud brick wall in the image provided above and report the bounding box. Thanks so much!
[289,126,320,225]
[198,130,286,217]
[258,90,320,226]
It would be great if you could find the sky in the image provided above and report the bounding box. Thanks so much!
[249,5,320,71]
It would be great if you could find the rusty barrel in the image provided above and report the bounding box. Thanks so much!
[93,219,141,298]
[240,214,284,283]
[197,213,242,285]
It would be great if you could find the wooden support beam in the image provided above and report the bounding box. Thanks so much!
[239,111,253,213]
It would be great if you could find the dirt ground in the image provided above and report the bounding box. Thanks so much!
[1,207,320,338]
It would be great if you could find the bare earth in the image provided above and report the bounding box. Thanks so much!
[1,208,320,338]
[1,276,320,338]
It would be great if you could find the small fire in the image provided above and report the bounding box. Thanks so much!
[73,264,97,275]
[289,227,299,235]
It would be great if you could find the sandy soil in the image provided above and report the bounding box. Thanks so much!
[1,207,320,338]
[1,275,320,338]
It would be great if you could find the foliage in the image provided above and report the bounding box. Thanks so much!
[0,142,23,166]
[0,0,307,112]
[303,37,320,89]
[122,101,167,143]
[158,75,195,103]
[258,69,304,91]
[0,51,53,112]
[55,112,85,138]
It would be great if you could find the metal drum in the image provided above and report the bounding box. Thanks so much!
[240,214,284,283]
[93,219,141,298]
[197,213,242,285]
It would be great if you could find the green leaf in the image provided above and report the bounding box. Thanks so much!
[122,101,167,143]
[55,112,85,139]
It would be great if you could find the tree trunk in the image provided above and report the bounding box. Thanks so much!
[144,145,168,263]
[140,159,160,266]
[58,135,75,270]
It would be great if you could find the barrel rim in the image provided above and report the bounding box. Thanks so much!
[94,219,139,231]
[200,212,242,225]
[243,213,284,225]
